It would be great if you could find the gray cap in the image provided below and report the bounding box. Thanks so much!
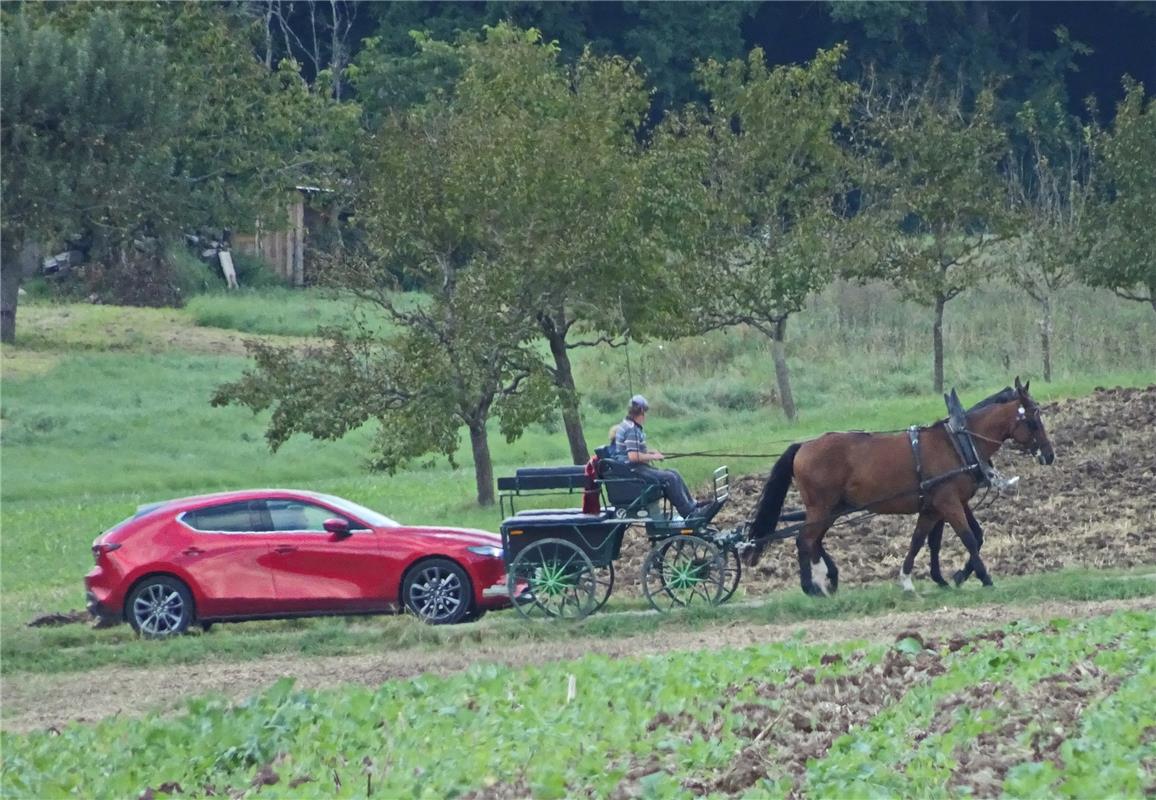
[630,394,649,410]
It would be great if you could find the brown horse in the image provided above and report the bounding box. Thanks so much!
[745,378,1055,596]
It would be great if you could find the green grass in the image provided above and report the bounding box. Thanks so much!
[1,281,1153,674]
[2,567,1152,678]
[184,287,423,337]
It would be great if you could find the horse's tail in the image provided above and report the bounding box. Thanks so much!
[746,443,802,564]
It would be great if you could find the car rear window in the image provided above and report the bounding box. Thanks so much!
[183,501,267,533]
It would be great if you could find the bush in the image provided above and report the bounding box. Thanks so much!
[229,252,284,289]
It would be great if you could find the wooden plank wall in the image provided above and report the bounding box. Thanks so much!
[232,197,306,286]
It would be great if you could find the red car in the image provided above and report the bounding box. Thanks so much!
[86,489,510,635]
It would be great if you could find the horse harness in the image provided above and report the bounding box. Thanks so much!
[907,389,1008,508]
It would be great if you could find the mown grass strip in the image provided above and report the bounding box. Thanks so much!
[2,568,1153,677]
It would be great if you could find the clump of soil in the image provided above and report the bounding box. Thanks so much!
[615,385,1156,595]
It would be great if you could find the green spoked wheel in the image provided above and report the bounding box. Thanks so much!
[592,562,615,613]
[507,538,598,620]
[642,535,727,612]
[719,545,742,604]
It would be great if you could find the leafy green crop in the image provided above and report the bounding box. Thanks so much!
[2,611,1153,799]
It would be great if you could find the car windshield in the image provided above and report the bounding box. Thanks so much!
[315,493,399,528]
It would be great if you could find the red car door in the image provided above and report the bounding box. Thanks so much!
[172,500,279,618]
[261,498,397,613]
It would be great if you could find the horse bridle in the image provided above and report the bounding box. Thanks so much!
[967,400,1046,461]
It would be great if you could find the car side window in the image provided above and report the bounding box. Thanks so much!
[266,499,351,532]
[183,501,270,533]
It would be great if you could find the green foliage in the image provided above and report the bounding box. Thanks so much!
[2,609,1151,798]
[1087,78,1156,311]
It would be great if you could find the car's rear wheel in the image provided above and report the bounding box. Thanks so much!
[126,576,194,638]
[402,558,472,625]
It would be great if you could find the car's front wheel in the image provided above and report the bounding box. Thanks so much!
[126,576,194,638]
[402,559,472,625]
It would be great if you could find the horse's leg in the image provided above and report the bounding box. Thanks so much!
[927,521,950,588]
[797,511,835,597]
[818,543,838,594]
[900,512,941,592]
[940,501,993,587]
[952,505,985,586]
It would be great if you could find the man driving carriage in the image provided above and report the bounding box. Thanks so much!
[611,394,708,519]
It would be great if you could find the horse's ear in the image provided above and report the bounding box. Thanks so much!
[1024,380,1030,394]
[1014,376,1024,393]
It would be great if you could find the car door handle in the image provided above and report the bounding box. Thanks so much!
[273,545,297,554]
[182,547,204,557]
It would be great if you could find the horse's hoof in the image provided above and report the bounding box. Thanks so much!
[952,570,967,587]
[933,580,951,590]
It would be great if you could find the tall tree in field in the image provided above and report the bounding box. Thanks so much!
[0,11,177,343]
[686,46,859,420]
[457,26,677,462]
[351,24,689,464]
[863,81,1012,393]
[1006,105,1095,381]
[1086,78,1156,313]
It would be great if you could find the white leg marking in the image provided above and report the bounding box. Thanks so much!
[812,558,829,596]
[900,568,914,593]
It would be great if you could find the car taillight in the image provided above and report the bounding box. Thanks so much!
[92,543,121,563]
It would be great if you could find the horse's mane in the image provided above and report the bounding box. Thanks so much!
[967,387,1016,412]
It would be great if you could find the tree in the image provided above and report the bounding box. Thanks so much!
[215,33,571,506]
[212,275,554,507]
[1,11,178,343]
[684,46,858,420]
[1086,78,1156,313]
[350,25,693,464]
[862,81,1012,393]
[1006,105,1095,380]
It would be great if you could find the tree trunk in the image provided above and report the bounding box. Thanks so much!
[1,235,22,344]
[541,316,589,464]
[264,0,274,69]
[771,316,797,421]
[1039,293,1053,382]
[468,421,495,507]
[932,294,946,395]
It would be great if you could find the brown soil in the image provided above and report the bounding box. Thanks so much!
[2,597,1152,735]
[614,385,1156,595]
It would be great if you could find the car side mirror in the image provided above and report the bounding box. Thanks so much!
[323,518,352,536]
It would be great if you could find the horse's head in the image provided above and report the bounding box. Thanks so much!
[1009,377,1055,465]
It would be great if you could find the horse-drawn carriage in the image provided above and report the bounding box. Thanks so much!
[495,380,1054,614]
[497,453,758,618]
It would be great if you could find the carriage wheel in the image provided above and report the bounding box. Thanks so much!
[592,562,615,613]
[718,545,742,604]
[507,538,598,620]
[642,535,727,612]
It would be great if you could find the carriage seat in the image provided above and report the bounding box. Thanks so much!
[594,449,665,517]
[497,465,587,493]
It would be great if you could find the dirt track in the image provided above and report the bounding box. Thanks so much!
[3,596,1154,734]
[616,385,1156,594]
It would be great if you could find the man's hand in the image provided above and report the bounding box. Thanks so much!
[649,450,665,462]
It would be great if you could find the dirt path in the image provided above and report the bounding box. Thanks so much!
[3,597,1152,735]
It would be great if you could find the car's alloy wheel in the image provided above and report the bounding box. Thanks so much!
[127,576,193,637]
[403,559,471,625]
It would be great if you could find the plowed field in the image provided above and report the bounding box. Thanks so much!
[616,385,1156,594]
